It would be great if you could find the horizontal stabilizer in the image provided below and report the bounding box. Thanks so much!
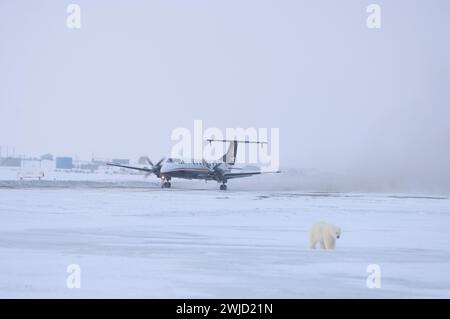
[206,139,267,144]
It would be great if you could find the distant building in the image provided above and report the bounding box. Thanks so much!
[21,159,41,170]
[92,159,107,166]
[40,153,54,161]
[0,157,21,167]
[40,159,56,171]
[112,159,130,165]
[55,157,73,169]
[138,156,149,164]
[79,163,99,171]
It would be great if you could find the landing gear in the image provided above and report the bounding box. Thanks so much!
[219,184,227,191]
[161,181,171,188]
[161,176,171,189]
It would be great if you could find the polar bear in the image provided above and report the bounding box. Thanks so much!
[309,222,341,250]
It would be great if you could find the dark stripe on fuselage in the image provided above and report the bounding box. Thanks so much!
[162,168,213,180]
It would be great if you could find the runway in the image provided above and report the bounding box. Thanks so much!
[1,183,450,298]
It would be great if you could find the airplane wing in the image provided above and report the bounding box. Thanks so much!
[106,163,153,173]
[223,170,281,179]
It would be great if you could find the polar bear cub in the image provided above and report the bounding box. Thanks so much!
[309,222,341,250]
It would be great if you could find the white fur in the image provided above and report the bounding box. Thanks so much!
[309,222,341,250]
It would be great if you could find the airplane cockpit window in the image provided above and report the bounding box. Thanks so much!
[167,158,182,163]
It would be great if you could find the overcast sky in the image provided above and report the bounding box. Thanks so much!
[1,0,449,185]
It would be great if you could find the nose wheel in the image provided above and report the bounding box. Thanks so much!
[219,184,227,191]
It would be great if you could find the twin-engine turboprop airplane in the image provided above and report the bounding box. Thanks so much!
[107,139,280,190]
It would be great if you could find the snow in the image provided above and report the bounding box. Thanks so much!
[1,180,450,298]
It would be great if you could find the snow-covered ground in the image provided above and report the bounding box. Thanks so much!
[1,180,450,298]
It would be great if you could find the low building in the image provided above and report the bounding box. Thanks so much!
[55,157,73,169]
[0,157,22,167]
[79,163,99,171]
[40,153,54,161]
[112,159,130,165]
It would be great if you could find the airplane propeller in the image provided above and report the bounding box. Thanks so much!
[205,162,225,181]
[204,160,241,175]
[143,157,165,178]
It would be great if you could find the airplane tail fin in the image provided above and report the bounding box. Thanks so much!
[222,141,238,165]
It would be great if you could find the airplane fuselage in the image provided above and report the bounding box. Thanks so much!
[160,161,226,181]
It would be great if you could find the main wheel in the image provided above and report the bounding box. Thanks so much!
[167,182,171,188]
[220,184,227,191]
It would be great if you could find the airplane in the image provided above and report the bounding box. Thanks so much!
[107,139,280,190]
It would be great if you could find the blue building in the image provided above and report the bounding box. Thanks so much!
[55,157,73,169]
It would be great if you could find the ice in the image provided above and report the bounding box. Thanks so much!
[1,182,450,298]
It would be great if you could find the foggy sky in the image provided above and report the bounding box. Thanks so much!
[1,1,450,189]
